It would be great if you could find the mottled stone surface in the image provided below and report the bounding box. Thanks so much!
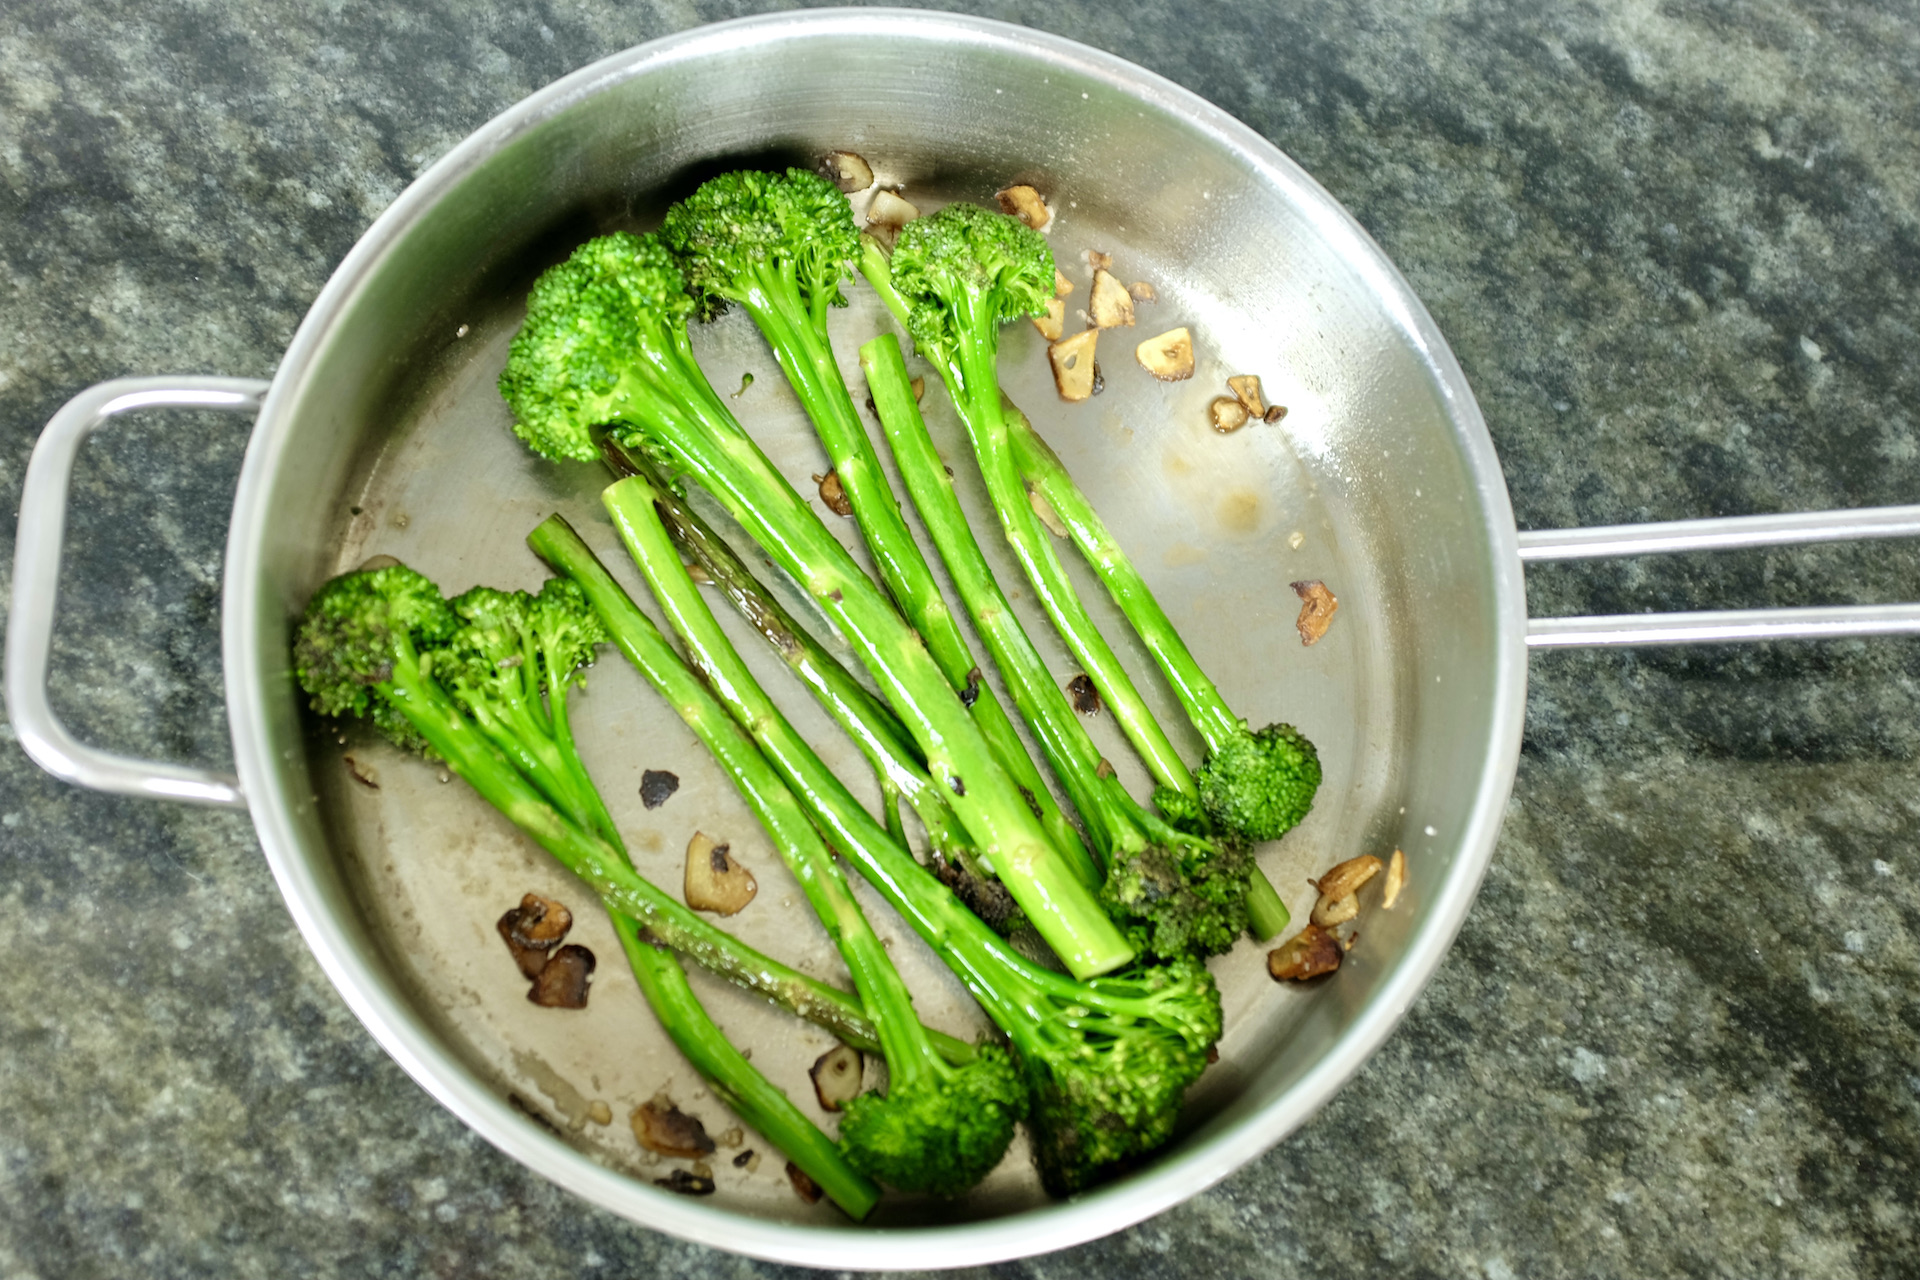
[2,2,1916,1277]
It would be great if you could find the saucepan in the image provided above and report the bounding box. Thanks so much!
[9,9,1919,1270]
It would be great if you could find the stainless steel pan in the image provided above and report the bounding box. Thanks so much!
[9,9,1920,1270]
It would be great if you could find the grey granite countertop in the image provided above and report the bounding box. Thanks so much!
[3,2,1916,1276]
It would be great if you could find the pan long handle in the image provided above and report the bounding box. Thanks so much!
[5,377,270,806]
[1519,503,1920,647]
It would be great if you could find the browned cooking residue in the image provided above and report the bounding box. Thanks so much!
[1291,579,1338,645]
[1217,487,1261,534]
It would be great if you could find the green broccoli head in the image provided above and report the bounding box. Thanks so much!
[660,168,859,317]
[439,580,608,717]
[1022,958,1222,1196]
[293,564,458,754]
[1101,830,1254,961]
[1197,722,1322,843]
[526,577,609,684]
[888,202,1054,363]
[837,1044,1026,1196]
[437,586,535,710]
[497,231,696,462]
[1149,784,1206,834]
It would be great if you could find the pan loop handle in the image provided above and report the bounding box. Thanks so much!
[1520,504,1920,647]
[5,377,270,807]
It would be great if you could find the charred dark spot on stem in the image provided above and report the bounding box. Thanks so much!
[1018,785,1043,818]
[599,434,642,478]
[932,851,1022,934]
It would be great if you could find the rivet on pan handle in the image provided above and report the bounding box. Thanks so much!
[1519,504,1920,647]
[5,376,270,806]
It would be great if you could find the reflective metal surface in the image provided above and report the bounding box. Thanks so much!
[5,377,265,807]
[1519,503,1920,560]
[1522,506,1920,646]
[1528,603,1920,647]
[214,10,1528,1265]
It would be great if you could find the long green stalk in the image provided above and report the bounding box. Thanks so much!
[1002,416,1292,939]
[390,615,972,1060]
[605,369,1132,976]
[601,444,977,874]
[861,335,1122,858]
[864,337,1282,946]
[861,239,1289,941]
[500,230,1130,975]
[1006,418,1241,756]
[616,927,878,1219]
[858,237,1193,794]
[370,633,880,1218]
[717,264,1096,886]
[582,487,968,1106]
[535,494,1219,1197]
[534,669,850,1190]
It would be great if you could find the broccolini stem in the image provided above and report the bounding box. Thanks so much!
[541,493,1054,1042]
[390,637,963,1058]
[614,922,881,1220]
[880,773,910,851]
[542,497,1222,1194]
[543,657,623,848]
[862,334,1133,865]
[550,499,956,1093]
[608,444,976,872]
[732,265,1099,888]
[950,298,1198,795]
[377,643,883,1216]
[857,237,1195,796]
[603,337,1134,978]
[1004,411,1293,941]
[868,336,1284,953]
[860,236,1290,941]
[1005,412,1243,750]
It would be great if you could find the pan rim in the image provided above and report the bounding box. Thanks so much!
[222,7,1530,1268]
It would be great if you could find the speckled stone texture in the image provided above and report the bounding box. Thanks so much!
[2,1,1916,1277]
